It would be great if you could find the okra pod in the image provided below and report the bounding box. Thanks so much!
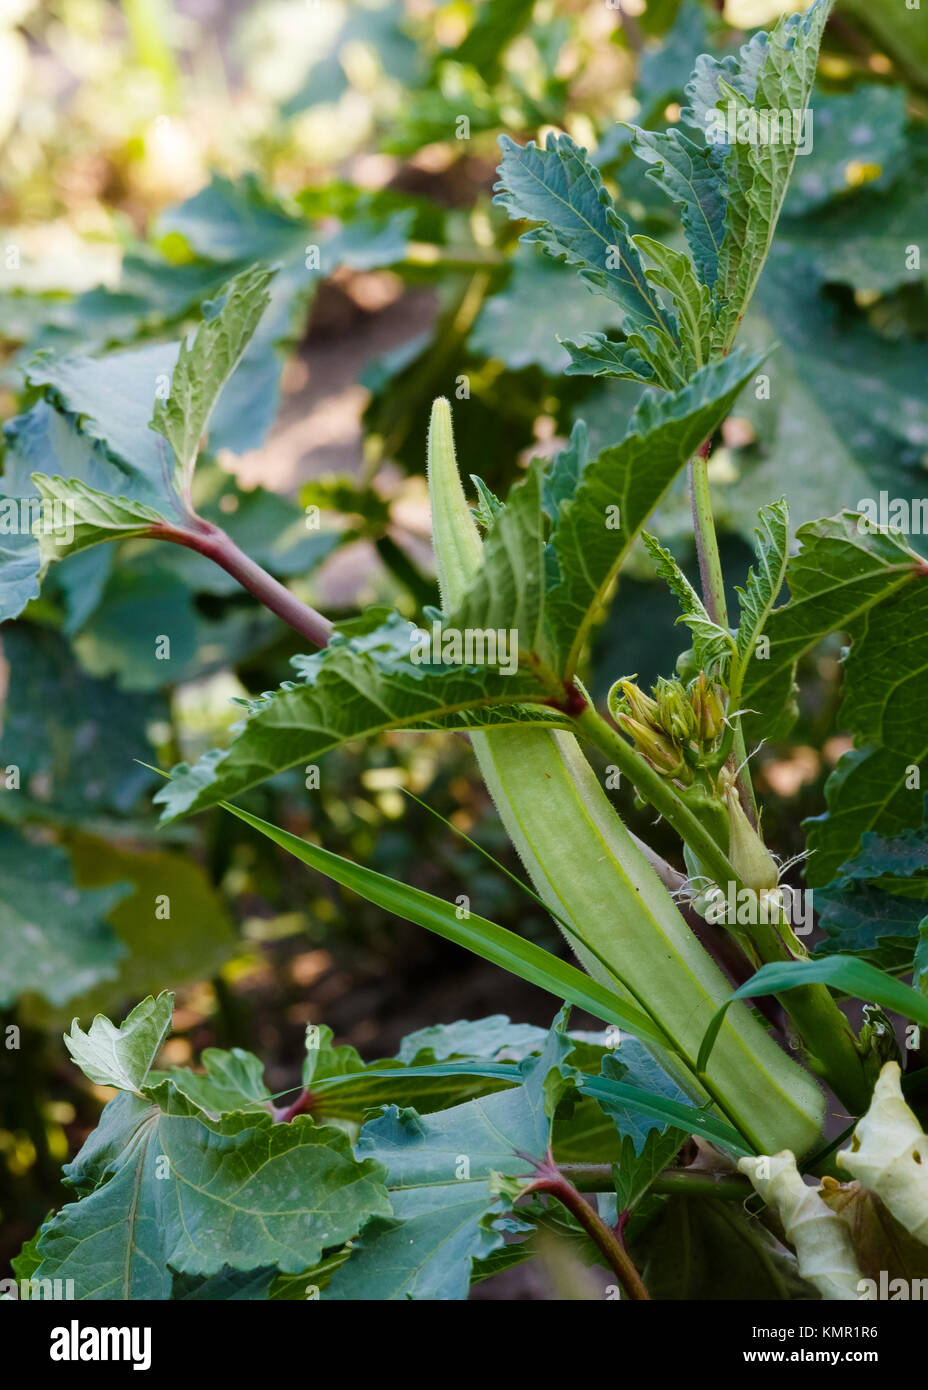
[427,398,824,1156]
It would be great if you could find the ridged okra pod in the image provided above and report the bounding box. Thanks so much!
[427,398,824,1157]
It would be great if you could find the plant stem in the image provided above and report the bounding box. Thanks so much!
[577,705,866,1089]
[574,703,742,897]
[687,437,759,822]
[561,1164,751,1200]
[689,438,728,626]
[683,441,869,1110]
[524,1152,650,1299]
[749,920,871,1116]
[150,518,333,649]
[401,242,506,272]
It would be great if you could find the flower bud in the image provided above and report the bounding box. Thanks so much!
[726,785,779,893]
[617,713,686,778]
[608,676,659,729]
[690,672,726,744]
[675,646,699,683]
[655,677,696,743]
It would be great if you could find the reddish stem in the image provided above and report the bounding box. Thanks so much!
[272,1087,315,1123]
[149,517,333,649]
[522,1149,650,1300]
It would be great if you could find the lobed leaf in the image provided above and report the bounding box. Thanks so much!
[149,264,274,499]
[494,132,673,340]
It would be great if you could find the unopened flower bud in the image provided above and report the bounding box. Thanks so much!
[655,677,696,743]
[608,676,659,728]
[690,672,726,744]
[726,785,778,893]
[617,713,686,778]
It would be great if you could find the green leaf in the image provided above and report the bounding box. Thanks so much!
[66,554,281,693]
[698,957,928,1077]
[741,511,925,750]
[641,530,735,675]
[576,1066,749,1157]
[30,476,166,568]
[397,1016,548,1064]
[0,527,42,625]
[781,164,928,296]
[32,1002,393,1298]
[588,1036,692,1154]
[632,233,714,372]
[0,339,184,615]
[560,332,654,383]
[10,1227,45,1285]
[494,132,673,339]
[731,498,790,698]
[469,475,503,531]
[752,513,928,884]
[828,817,928,888]
[612,1126,688,1215]
[709,0,834,350]
[0,826,129,1009]
[0,624,161,821]
[807,753,928,896]
[723,257,928,541]
[149,264,274,498]
[18,341,183,508]
[35,833,240,1024]
[638,1193,814,1300]
[153,609,555,821]
[32,1089,390,1298]
[545,350,763,675]
[64,991,174,1093]
[814,815,928,964]
[783,85,908,218]
[816,878,928,966]
[627,125,726,288]
[324,1011,574,1300]
[158,1048,271,1119]
[211,800,673,1049]
[170,1266,277,1301]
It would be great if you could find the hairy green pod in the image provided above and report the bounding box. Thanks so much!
[427,398,824,1156]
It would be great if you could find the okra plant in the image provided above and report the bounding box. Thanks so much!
[10,0,928,1301]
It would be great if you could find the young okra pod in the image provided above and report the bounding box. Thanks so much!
[427,398,825,1157]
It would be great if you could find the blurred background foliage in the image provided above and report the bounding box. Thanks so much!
[1,0,927,1284]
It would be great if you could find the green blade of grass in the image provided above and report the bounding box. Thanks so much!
[399,787,638,998]
[697,956,928,1077]
[219,800,673,1050]
[314,1063,750,1154]
[575,1073,752,1157]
